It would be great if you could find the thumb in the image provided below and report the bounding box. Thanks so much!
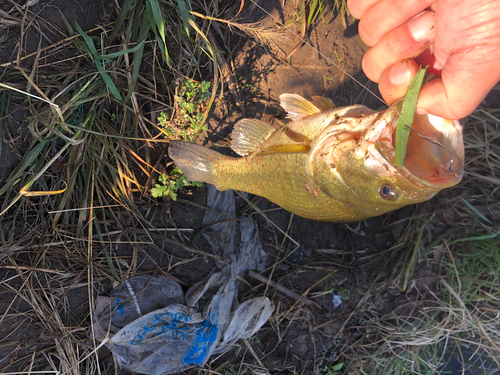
[417,47,500,119]
[418,0,500,119]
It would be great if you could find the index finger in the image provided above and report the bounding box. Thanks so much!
[357,0,435,46]
[347,0,379,19]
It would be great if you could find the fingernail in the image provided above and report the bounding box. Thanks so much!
[389,61,411,85]
[408,11,435,42]
[416,108,428,115]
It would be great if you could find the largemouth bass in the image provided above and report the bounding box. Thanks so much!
[169,94,464,222]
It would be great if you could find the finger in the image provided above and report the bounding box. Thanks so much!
[417,51,500,119]
[358,0,435,47]
[362,11,435,82]
[346,0,379,19]
[378,59,420,104]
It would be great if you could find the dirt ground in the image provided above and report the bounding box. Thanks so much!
[0,0,497,374]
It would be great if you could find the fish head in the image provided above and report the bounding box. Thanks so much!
[307,100,464,219]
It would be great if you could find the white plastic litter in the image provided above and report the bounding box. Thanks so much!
[332,293,342,308]
[92,186,273,374]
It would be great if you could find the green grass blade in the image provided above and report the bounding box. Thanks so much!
[107,0,136,43]
[74,22,98,57]
[59,122,169,142]
[145,0,172,68]
[96,63,123,101]
[0,142,72,217]
[424,228,453,252]
[461,197,492,224]
[146,0,172,66]
[0,141,47,197]
[74,22,123,101]
[96,40,145,60]
[176,0,190,34]
[147,0,165,42]
[0,90,7,162]
[307,0,319,27]
[395,65,428,166]
[125,14,150,103]
[448,230,500,246]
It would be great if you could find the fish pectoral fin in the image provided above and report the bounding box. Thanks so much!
[231,119,276,156]
[258,144,311,156]
[311,96,335,111]
[279,93,322,121]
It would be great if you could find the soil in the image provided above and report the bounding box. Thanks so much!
[0,1,495,375]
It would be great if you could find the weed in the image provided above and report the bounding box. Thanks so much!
[283,0,333,40]
[284,2,303,28]
[151,167,202,200]
[307,0,328,28]
[154,79,211,199]
[334,0,350,29]
[322,276,349,306]
[321,362,344,375]
[334,49,341,64]
[0,0,221,369]
[248,335,262,344]
[238,76,257,95]
[443,236,500,307]
[344,207,500,374]
[158,79,211,141]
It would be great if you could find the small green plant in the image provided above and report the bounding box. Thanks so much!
[323,276,350,305]
[321,362,344,375]
[154,79,210,199]
[158,79,211,141]
[334,49,341,64]
[238,76,256,95]
[248,335,261,344]
[151,167,201,200]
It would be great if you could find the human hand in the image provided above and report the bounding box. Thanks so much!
[347,0,500,119]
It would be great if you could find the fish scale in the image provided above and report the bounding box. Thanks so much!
[173,148,362,221]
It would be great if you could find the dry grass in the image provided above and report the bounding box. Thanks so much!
[338,105,500,374]
[0,0,499,374]
[0,0,224,373]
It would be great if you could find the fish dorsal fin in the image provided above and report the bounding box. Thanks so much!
[231,119,276,156]
[311,96,335,111]
[279,94,322,121]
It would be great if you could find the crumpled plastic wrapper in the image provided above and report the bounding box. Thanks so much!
[92,186,273,374]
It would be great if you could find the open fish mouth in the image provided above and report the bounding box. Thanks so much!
[376,111,465,189]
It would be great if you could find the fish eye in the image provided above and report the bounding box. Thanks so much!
[379,183,397,202]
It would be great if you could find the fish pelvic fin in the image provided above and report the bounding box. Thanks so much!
[168,141,222,185]
[231,118,276,156]
[280,93,324,121]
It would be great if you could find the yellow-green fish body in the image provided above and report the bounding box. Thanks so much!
[169,94,464,222]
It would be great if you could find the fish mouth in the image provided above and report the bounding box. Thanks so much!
[376,111,465,188]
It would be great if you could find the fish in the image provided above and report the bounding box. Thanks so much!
[168,94,464,222]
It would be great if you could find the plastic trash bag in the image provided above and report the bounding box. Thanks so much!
[92,186,273,375]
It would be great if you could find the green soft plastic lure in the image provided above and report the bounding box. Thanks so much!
[395,66,428,166]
